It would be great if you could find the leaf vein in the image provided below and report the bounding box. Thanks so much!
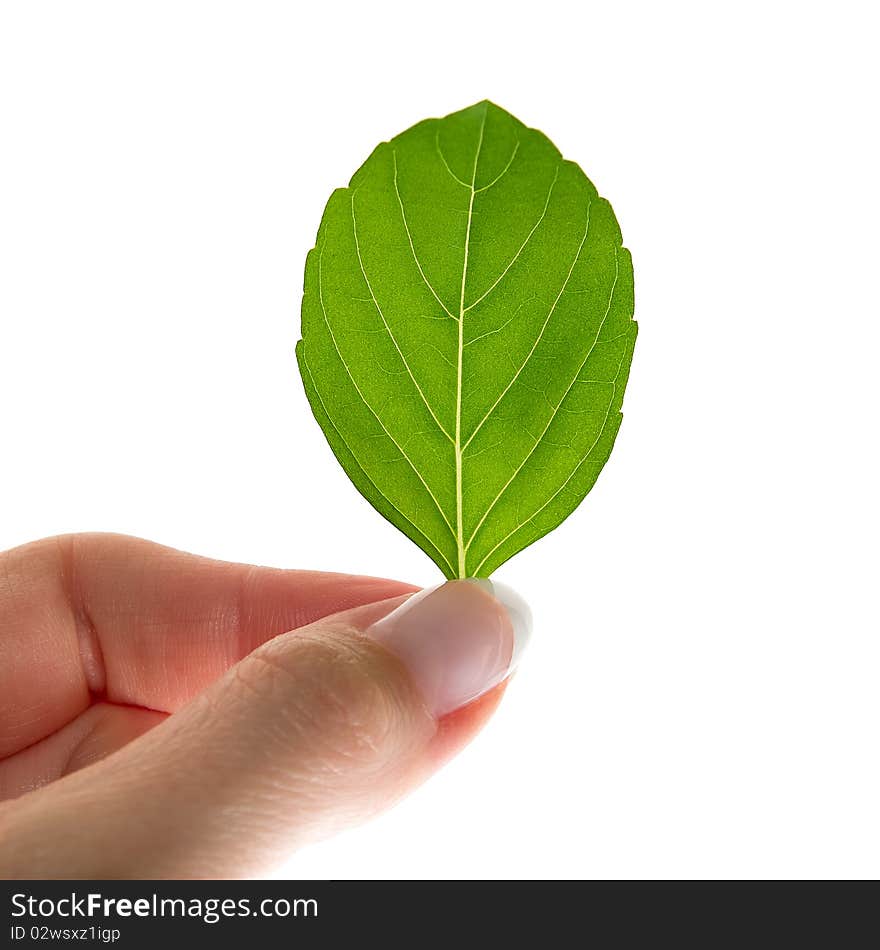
[463,295,537,348]
[474,138,520,193]
[351,191,454,443]
[316,243,456,538]
[301,350,456,577]
[462,201,592,452]
[465,247,621,554]
[392,150,458,320]
[472,335,631,575]
[464,163,562,313]
[434,127,469,189]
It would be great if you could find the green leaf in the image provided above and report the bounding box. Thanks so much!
[297,100,636,579]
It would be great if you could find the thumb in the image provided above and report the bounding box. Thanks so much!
[0,580,529,879]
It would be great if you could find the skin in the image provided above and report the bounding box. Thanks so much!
[0,533,504,879]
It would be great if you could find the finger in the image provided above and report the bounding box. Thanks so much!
[0,533,416,757]
[0,688,509,802]
[0,581,529,879]
[0,704,167,801]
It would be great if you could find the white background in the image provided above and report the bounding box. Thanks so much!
[1,1,878,879]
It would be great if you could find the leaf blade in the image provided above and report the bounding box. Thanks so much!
[298,101,636,578]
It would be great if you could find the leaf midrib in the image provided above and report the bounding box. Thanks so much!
[454,104,488,577]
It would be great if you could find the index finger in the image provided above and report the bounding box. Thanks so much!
[0,533,416,758]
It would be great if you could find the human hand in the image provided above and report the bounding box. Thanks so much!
[0,534,528,878]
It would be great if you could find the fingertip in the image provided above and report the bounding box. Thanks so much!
[428,681,509,768]
[365,580,522,717]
